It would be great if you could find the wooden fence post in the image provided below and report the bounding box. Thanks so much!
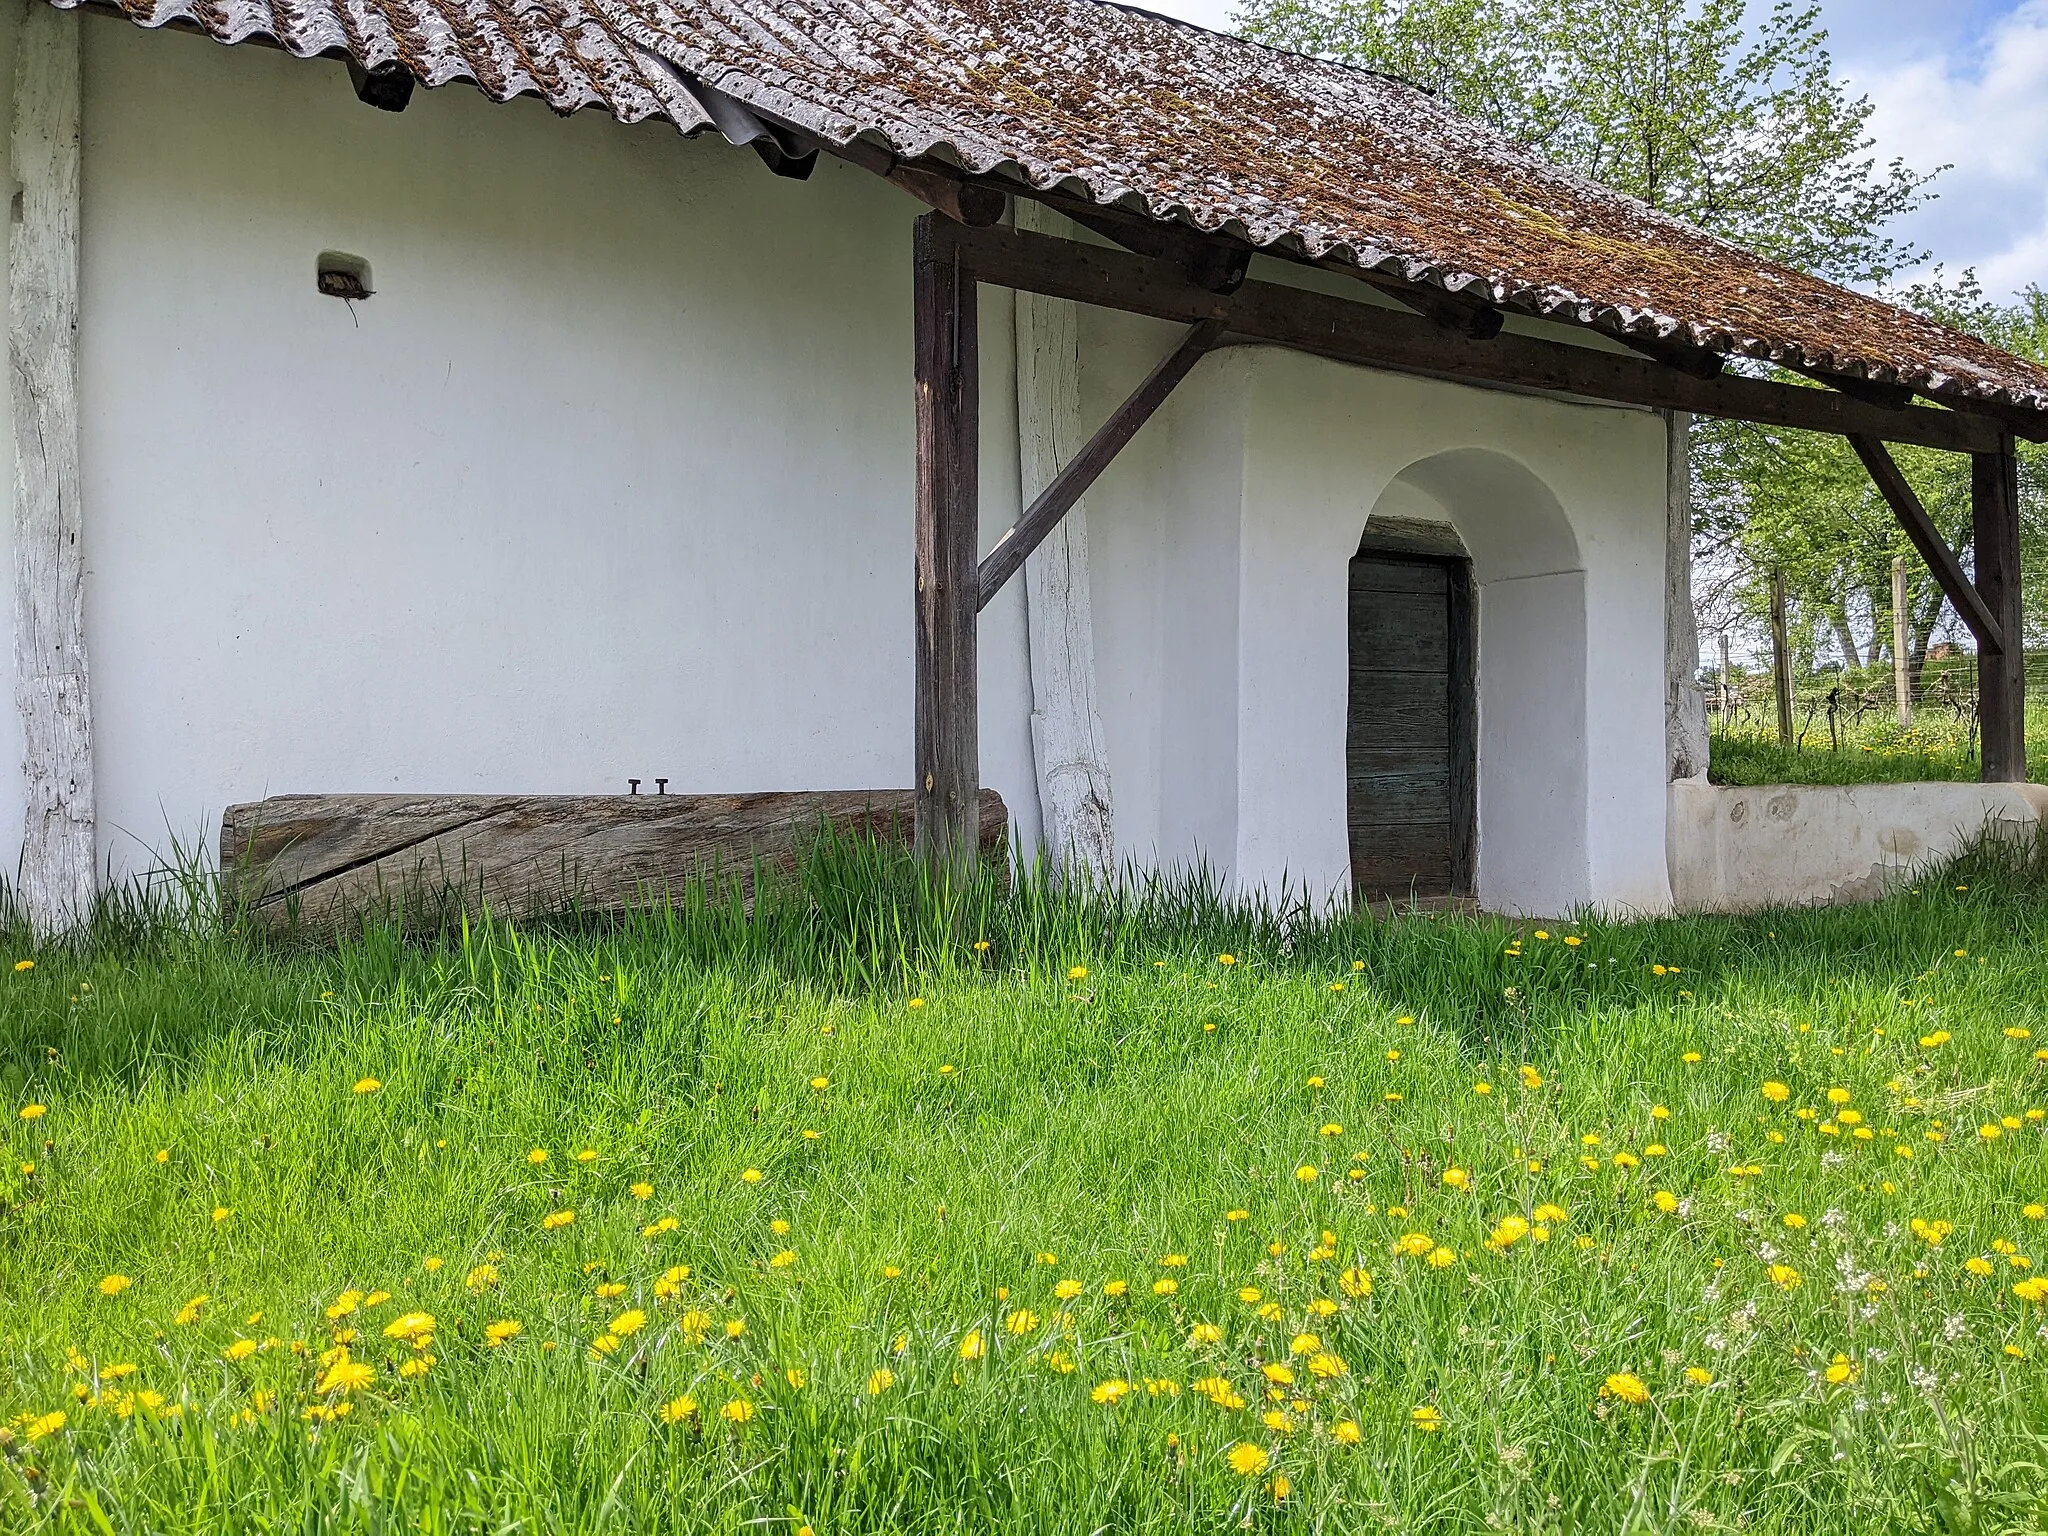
[912,216,981,870]
[1718,632,1731,723]
[10,4,96,934]
[1891,555,1911,727]
[1770,569,1793,749]
[1973,437,2026,782]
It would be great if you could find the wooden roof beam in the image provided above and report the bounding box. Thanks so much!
[933,219,2010,455]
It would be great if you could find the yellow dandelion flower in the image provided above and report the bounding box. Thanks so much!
[97,1274,132,1297]
[352,1078,381,1095]
[541,1210,575,1230]
[720,1398,754,1424]
[1226,1442,1270,1476]
[19,1103,46,1120]
[1602,1372,1649,1405]
[1295,1164,1318,1183]
[1410,1404,1443,1432]
[317,1356,375,1395]
[1091,1379,1131,1405]
[958,1330,986,1360]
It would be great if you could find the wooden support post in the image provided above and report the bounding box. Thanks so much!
[912,216,981,870]
[1892,555,1911,727]
[1974,438,2027,781]
[1718,632,1731,723]
[9,5,95,935]
[1771,570,1793,749]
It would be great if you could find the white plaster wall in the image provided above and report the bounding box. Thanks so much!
[28,15,1676,908]
[63,18,1039,877]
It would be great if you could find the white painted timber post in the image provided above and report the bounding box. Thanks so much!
[1013,202,1115,879]
[1664,411,1708,780]
[9,2,95,934]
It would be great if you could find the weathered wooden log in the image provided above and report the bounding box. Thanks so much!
[221,789,1008,935]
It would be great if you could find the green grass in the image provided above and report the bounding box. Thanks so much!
[1709,728,1992,786]
[5,841,2048,1531]
[1708,696,2048,787]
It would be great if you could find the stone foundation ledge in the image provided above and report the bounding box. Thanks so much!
[1668,779,2048,914]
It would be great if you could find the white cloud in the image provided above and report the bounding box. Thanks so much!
[1846,1,2048,292]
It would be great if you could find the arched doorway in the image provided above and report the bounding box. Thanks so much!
[1355,450,1589,915]
[1347,517,1475,902]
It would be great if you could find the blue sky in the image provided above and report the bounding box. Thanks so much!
[1137,0,2048,296]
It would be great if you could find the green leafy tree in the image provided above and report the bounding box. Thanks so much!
[1235,0,1936,283]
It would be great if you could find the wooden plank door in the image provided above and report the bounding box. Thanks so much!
[1347,550,1475,902]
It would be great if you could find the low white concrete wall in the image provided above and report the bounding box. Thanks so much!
[1668,779,2048,913]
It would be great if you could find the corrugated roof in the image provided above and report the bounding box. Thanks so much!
[62,0,2048,418]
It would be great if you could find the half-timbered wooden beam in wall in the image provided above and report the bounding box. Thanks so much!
[10,5,96,934]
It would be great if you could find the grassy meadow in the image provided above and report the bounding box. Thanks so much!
[1705,672,2048,787]
[4,841,2048,1532]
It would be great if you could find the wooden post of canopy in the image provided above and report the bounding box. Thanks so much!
[912,216,982,870]
[1974,437,2026,781]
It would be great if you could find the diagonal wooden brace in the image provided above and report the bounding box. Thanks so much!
[977,316,1226,610]
[1848,434,2004,653]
